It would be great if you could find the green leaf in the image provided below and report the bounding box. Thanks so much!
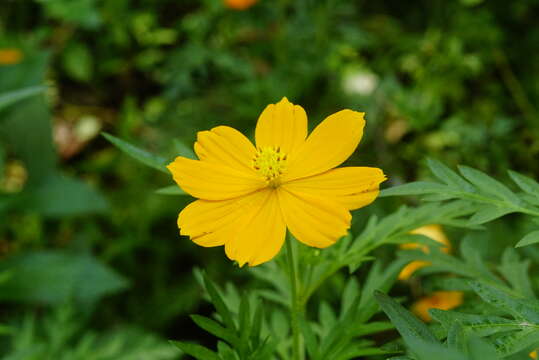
[0,86,45,111]
[203,273,236,332]
[467,206,514,225]
[427,158,473,191]
[429,309,523,337]
[169,341,220,360]
[516,230,539,248]
[468,281,539,323]
[238,294,251,356]
[458,166,520,204]
[102,132,169,173]
[0,251,128,305]
[374,291,438,344]
[508,170,539,196]
[154,185,186,195]
[380,182,449,197]
[300,318,320,360]
[492,328,539,357]
[190,315,238,346]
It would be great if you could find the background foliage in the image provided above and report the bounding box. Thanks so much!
[1,0,538,358]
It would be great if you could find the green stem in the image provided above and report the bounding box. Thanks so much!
[285,236,301,360]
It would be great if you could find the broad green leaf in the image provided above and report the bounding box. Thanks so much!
[380,181,448,197]
[170,341,220,360]
[102,132,169,173]
[508,170,539,196]
[340,278,360,318]
[217,341,237,360]
[467,206,514,225]
[0,86,45,111]
[458,166,520,204]
[190,315,238,346]
[469,281,539,323]
[154,185,186,195]
[250,301,264,348]
[516,230,539,248]
[0,251,128,305]
[203,273,236,332]
[374,291,438,344]
[427,158,473,191]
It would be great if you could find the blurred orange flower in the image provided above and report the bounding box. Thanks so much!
[398,224,450,280]
[225,0,258,10]
[531,350,537,359]
[0,48,23,65]
[412,291,463,322]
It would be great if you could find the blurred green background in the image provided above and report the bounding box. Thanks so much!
[0,0,538,358]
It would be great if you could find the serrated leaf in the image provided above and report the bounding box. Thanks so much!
[154,185,186,195]
[492,328,539,356]
[429,309,522,337]
[508,170,539,196]
[427,158,473,191]
[374,291,438,344]
[516,230,539,248]
[469,281,539,323]
[190,315,238,346]
[447,321,467,353]
[0,86,45,111]
[380,182,449,197]
[458,166,520,204]
[169,341,220,360]
[102,132,168,173]
[467,206,514,225]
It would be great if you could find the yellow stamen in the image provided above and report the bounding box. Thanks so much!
[253,146,288,187]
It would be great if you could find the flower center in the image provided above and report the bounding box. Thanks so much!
[253,146,288,187]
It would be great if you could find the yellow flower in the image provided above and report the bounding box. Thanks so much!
[530,350,537,359]
[398,224,450,280]
[167,97,386,266]
[224,0,258,10]
[0,49,23,65]
[412,291,463,322]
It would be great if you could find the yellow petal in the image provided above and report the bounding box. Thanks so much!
[283,110,365,181]
[178,190,269,247]
[277,187,351,248]
[225,189,286,266]
[255,97,307,155]
[283,167,386,210]
[398,261,430,280]
[194,126,257,173]
[167,156,265,200]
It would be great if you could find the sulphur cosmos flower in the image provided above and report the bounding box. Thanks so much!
[398,224,450,280]
[168,97,386,266]
[224,0,258,10]
[411,291,463,322]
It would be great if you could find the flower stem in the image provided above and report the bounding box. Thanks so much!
[285,236,301,360]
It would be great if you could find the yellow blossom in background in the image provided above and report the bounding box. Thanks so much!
[412,291,463,322]
[168,97,386,266]
[398,224,450,280]
[224,0,258,10]
[530,350,537,359]
[0,48,23,65]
